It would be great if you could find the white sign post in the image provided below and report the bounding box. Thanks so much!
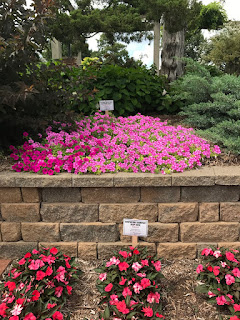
[99,100,114,115]
[123,219,148,248]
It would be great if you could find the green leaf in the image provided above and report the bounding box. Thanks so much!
[196,284,209,294]
[103,305,110,319]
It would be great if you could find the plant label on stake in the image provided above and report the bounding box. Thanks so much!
[99,100,114,115]
[123,219,148,248]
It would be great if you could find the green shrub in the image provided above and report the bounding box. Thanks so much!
[29,62,173,117]
[172,59,240,154]
[92,64,171,116]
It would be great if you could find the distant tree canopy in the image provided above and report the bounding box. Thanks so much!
[91,34,143,67]
[203,21,240,75]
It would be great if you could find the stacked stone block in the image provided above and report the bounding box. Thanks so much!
[0,167,239,260]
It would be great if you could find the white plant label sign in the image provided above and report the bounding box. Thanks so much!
[123,219,148,237]
[99,100,114,111]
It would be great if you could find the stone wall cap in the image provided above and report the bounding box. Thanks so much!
[113,172,171,187]
[171,167,215,186]
[214,166,240,185]
[0,165,240,187]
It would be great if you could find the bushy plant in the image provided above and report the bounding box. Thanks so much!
[196,246,240,320]
[95,246,165,319]
[172,59,240,154]
[94,64,172,116]
[0,247,81,319]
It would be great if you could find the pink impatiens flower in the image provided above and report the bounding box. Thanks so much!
[201,248,213,256]
[225,251,236,262]
[55,286,63,298]
[122,287,132,297]
[208,291,216,298]
[196,264,204,274]
[234,304,240,312]
[11,304,23,316]
[216,295,227,305]
[133,282,143,294]
[225,274,235,285]
[232,268,240,278]
[132,262,142,272]
[105,283,113,292]
[99,273,107,281]
[142,306,153,317]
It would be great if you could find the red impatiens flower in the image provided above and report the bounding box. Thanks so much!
[116,301,130,314]
[36,271,45,281]
[50,247,58,255]
[119,251,128,258]
[67,285,72,295]
[18,258,26,265]
[55,286,63,298]
[105,283,113,292]
[140,278,151,289]
[52,311,63,320]
[119,276,127,285]
[133,249,140,255]
[45,266,53,276]
[47,303,57,309]
[4,281,16,292]
[156,313,165,318]
[118,262,129,271]
[213,266,220,276]
[207,265,213,272]
[24,313,36,320]
[16,298,25,305]
[24,252,31,258]
[0,303,8,317]
[31,290,40,301]
[142,306,153,317]
[9,316,19,320]
[234,304,240,312]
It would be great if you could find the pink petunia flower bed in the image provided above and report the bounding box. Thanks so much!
[10,113,221,175]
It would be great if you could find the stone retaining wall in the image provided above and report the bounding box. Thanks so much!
[0,166,240,260]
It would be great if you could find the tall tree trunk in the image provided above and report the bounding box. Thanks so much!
[160,25,185,82]
[153,21,160,75]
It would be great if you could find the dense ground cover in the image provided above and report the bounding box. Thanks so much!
[10,113,221,175]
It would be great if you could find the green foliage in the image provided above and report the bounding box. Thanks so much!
[0,0,55,111]
[0,0,59,151]
[31,62,172,118]
[92,34,143,68]
[199,1,227,30]
[92,65,170,116]
[203,21,240,75]
[174,60,240,154]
